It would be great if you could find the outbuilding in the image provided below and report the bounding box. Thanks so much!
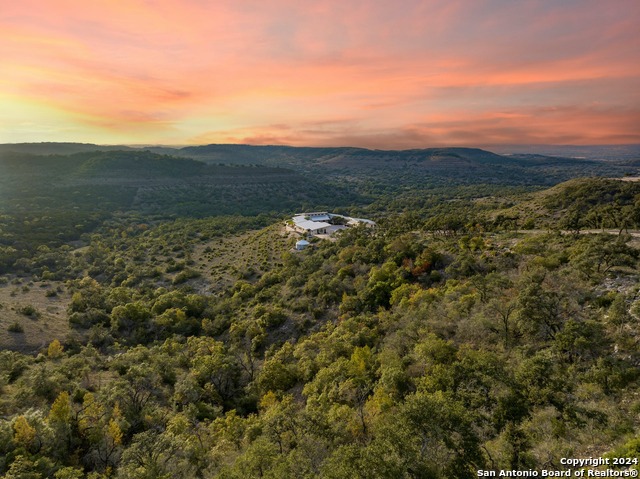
[295,239,310,250]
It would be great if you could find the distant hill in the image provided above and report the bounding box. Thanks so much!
[0,150,365,220]
[172,144,520,168]
[0,150,203,181]
[487,144,640,161]
[0,141,590,170]
[0,149,295,183]
[2,142,638,187]
[3,141,638,164]
[0,142,135,156]
[67,150,206,180]
[149,144,639,185]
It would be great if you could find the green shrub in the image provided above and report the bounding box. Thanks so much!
[8,322,24,333]
[18,304,39,317]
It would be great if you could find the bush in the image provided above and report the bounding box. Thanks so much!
[172,269,201,285]
[68,308,110,329]
[8,322,24,333]
[18,304,39,318]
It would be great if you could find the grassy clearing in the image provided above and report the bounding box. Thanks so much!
[0,277,71,353]
[192,224,294,293]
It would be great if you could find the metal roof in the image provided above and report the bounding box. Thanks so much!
[307,214,331,222]
[295,220,331,231]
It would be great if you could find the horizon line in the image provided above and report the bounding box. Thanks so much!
[2,141,640,150]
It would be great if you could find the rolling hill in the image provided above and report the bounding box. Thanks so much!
[52,151,352,216]
[491,177,640,230]
[3,142,637,186]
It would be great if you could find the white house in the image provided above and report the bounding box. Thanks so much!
[292,215,331,235]
[289,211,375,237]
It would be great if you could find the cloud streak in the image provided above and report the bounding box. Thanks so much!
[1,0,639,146]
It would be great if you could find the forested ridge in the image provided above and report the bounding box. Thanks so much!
[0,147,640,478]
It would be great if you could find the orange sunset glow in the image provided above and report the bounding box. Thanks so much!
[1,0,639,147]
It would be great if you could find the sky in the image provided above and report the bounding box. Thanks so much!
[1,0,639,148]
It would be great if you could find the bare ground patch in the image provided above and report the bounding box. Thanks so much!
[0,278,72,353]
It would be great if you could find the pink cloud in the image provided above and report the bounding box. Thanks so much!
[1,0,639,145]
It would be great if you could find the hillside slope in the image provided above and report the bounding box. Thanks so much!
[491,177,640,230]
